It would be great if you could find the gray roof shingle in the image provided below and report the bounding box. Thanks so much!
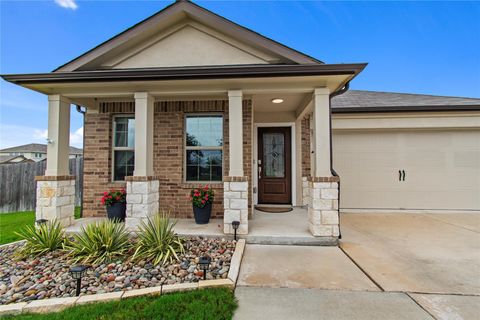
[0,143,83,154]
[331,90,480,113]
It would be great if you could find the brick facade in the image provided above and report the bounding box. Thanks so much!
[82,100,252,219]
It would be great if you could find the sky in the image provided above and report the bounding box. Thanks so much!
[0,0,479,149]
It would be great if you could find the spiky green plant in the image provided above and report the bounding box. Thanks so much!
[15,220,65,258]
[64,219,131,264]
[132,213,184,266]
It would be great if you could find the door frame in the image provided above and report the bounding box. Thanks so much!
[253,122,297,206]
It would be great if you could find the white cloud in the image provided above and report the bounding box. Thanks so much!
[69,127,83,147]
[0,124,83,149]
[54,0,78,10]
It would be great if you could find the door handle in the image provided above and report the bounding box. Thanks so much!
[258,166,262,179]
[402,170,406,181]
[399,170,402,181]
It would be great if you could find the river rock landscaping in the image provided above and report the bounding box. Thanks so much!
[0,237,236,305]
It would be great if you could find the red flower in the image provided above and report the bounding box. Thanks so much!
[202,200,206,204]
[103,192,108,196]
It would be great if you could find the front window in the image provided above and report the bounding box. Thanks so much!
[113,116,135,181]
[185,115,223,182]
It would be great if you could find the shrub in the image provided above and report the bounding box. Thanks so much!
[189,185,215,208]
[64,220,131,264]
[133,213,184,266]
[15,220,65,258]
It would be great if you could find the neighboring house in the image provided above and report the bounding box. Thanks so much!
[0,155,34,165]
[1,1,479,240]
[0,143,83,162]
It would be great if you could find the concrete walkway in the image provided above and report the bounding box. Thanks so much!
[234,287,433,320]
[234,212,480,320]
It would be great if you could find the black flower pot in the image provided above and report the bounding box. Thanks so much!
[106,202,126,222]
[193,202,212,224]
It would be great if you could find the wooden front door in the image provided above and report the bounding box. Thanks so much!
[258,127,292,204]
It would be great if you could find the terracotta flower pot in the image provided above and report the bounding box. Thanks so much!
[106,202,126,222]
[193,203,212,224]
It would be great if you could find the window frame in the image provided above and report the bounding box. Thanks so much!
[111,114,135,182]
[183,113,224,183]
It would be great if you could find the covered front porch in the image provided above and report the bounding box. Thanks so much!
[4,64,365,242]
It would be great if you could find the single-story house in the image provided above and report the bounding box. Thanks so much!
[2,1,479,242]
[0,143,83,162]
[0,155,34,165]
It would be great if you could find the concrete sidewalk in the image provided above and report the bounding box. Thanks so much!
[234,287,433,320]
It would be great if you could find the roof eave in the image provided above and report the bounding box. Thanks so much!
[332,105,480,113]
[1,63,367,85]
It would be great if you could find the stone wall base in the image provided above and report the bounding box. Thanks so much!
[307,176,339,237]
[125,177,159,229]
[35,177,75,227]
[223,178,248,235]
[302,176,310,206]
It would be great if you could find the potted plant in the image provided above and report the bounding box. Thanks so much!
[101,188,127,222]
[189,185,215,224]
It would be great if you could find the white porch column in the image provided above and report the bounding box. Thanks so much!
[36,95,75,227]
[224,90,248,235]
[312,88,331,177]
[228,90,243,177]
[308,87,340,240]
[126,92,158,229]
[133,92,154,176]
[46,95,71,176]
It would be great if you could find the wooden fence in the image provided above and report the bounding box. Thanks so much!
[0,158,83,213]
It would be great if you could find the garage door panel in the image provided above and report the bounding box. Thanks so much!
[333,130,480,211]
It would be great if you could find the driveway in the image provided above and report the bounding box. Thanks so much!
[340,212,480,295]
[234,212,480,320]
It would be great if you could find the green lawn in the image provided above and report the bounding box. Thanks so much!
[5,287,237,320]
[0,207,81,245]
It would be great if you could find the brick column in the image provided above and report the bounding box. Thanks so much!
[308,176,339,238]
[35,175,75,227]
[223,176,248,235]
[125,176,159,229]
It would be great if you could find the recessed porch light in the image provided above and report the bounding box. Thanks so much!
[271,98,284,104]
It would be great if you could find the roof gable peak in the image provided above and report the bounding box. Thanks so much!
[55,1,322,72]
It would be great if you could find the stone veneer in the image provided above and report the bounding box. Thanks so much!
[223,177,248,235]
[35,176,75,227]
[125,176,159,228]
[307,176,340,237]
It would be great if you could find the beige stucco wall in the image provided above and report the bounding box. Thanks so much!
[110,24,276,69]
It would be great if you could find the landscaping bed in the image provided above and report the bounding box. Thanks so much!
[0,237,236,305]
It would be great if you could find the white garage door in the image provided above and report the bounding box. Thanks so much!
[333,129,480,211]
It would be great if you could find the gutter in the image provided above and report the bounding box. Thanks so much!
[328,81,350,240]
[1,63,367,85]
[75,104,86,219]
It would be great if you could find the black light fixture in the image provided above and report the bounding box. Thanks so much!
[232,221,240,241]
[69,265,88,296]
[198,256,211,280]
[36,219,48,226]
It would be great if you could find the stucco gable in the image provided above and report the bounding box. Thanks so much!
[55,1,322,72]
[102,23,279,69]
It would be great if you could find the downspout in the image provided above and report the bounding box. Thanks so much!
[328,81,350,239]
[75,104,86,218]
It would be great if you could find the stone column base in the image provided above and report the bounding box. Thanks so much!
[223,177,248,235]
[35,176,76,227]
[125,176,159,229]
[308,176,339,237]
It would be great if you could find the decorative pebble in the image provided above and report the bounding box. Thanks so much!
[0,237,235,305]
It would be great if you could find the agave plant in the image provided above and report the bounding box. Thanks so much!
[15,220,65,258]
[64,219,131,264]
[132,213,185,266]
